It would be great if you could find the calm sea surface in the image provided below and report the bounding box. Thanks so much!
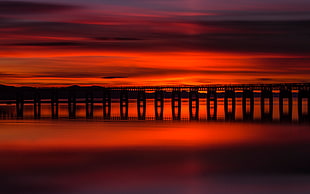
[0,98,310,193]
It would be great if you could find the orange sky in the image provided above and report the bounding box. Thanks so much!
[0,1,310,86]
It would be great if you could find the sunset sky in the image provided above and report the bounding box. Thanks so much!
[1,0,310,86]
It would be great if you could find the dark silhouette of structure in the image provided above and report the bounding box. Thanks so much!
[85,89,94,119]
[16,90,24,119]
[103,89,111,119]
[0,83,309,121]
[51,89,59,119]
[120,90,129,120]
[33,90,41,119]
[279,86,293,121]
[207,88,217,120]
[189,90,199,120]
[137,90,146,120]
[171,90,181,120]
[298,86,310,122]
[242,89,254,120]
[261,87,273,121]
[155,90,164,120]
[224,88,236,121]
[67,88,76,119]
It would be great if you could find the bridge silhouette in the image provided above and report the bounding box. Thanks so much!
[0,83,309,121]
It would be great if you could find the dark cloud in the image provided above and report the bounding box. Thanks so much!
[0,1,79,14]
[32,72,103,78]
[257,78,274,81]
[1,20,310,54]
[94,37,143,41]
[30,65,310,79]
[11,42,82,47]
[251,58,310,70]
[102,76,128,79]
[184,21,310,54]
[197,10,310,21]
[0,73,15,77]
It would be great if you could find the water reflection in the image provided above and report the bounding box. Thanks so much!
[0,86,309,193]
[0,120,310,194]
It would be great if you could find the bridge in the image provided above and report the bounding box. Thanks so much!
[0,83,309,121]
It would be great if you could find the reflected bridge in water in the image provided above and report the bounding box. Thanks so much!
[0,83,309,122]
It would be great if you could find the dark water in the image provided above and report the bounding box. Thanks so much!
[0,99,310,193]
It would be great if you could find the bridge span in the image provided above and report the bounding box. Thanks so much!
[0,83,309,121]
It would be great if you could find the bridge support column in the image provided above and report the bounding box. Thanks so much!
[51,90,59,119]
[261,87,273,121]
[298,87,310,122]
[103,89,111,119]
[171,90,181,120]
[16,90,24,119]
[137,91,146,120]
[279,86,292,121]
[207,89,217,120]
[120,90,129,120]
[85,89,94,119]
[33,91,41,119]
[155,90,164,120]
[68,90,76,119]
[224,88,236,121]
[189,90,199,120]
[242,89,254,121]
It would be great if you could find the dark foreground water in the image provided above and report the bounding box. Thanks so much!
[1,120,310,194]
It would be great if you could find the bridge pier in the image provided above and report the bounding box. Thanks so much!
[120,90,129,120]
[16,90,24,119]
[224,88,235,121]
[189,90,199,120]
[33,91,41,119]
[68,90,76,119]
[279,86,293,121]
[242,89,254,121]
[207,89,217,120]
[85,89,94,119]
[137,91,146,120]
[155,90,164,120]
[261,87,273,121]
[51,90,59,119]
[103,89,111,119]
[171,90,181,120]
[4,84,310,121]
[298,87,310,122]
